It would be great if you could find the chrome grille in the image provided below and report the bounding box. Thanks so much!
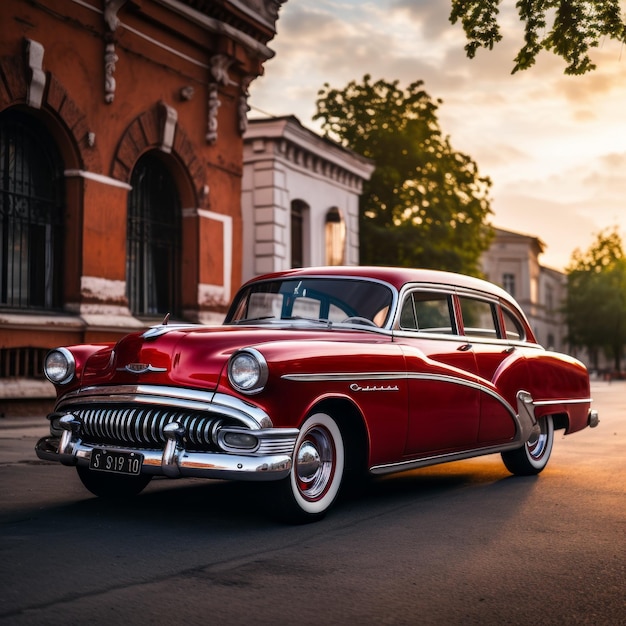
[72,405,226,451]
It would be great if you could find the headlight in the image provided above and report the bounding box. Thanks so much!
[44,348,75,385]
[228,348,268,394]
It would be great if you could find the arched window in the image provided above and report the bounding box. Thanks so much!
[325,207,345,266]
[0,110,64,309]
[291,200,309,269]
[127,152,181,317]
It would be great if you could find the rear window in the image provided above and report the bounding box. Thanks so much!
[502,307,526,341]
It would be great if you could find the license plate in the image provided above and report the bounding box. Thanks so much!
[89,448,143,476]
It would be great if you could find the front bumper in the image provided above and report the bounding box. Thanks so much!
[35,414,298,482]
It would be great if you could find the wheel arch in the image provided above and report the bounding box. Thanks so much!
[550,411,569,433]
[307,397,370,477]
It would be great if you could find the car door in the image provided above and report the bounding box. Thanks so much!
[396,289,481,456]
[456,294,528,443]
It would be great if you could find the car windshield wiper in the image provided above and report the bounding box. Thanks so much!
[281,316,333,327]
[231,316,276,325]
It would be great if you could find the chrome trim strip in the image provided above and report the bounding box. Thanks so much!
[282,371,518,419]
[532,397,592,406]
[55,386,272,429]
[371,441,524,475]
[282,372,408,382]
[60,384,215,403]
[142,324,200,339]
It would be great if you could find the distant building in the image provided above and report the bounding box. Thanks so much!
[242,116,375,282]
[481,228,567,352]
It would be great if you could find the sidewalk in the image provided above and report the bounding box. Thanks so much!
[0,397,53,430]
[0,414,49,430]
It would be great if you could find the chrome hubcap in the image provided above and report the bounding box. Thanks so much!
[528,419,548,459]
[296,441,321,484]
[295,426,335,501]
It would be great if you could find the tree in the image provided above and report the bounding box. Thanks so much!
[450,0,626,74]
[564,227,626,372]
[314,75,493,276]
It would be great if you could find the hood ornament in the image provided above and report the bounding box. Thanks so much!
[117,363,167,374]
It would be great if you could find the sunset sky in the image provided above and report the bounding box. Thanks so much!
[249,0,626,271]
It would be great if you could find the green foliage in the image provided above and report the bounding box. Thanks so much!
[314,75,494,276]
[449,0,626,74]
[565,227,626,371]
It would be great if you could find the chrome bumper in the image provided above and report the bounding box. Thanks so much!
[35,415,297,482]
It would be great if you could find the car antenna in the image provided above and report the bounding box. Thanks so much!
[161,313,170,326]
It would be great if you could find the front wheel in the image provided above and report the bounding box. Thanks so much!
[76,465,152,499]
[271,412,345,523]
[501,415,554,476]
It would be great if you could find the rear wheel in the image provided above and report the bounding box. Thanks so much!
[271,412,344,523]
[501,415,554,475]
[76,465,152,499]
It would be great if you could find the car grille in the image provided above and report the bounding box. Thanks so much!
[71,405,227,451]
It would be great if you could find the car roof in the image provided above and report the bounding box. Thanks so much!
[245,266,515,304]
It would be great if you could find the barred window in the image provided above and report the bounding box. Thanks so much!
[126,152,181,317]
[0,110,64,309]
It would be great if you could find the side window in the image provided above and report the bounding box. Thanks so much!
[502,307,526,341]
[459,297,500,339]
[400,295,418,329]
[400,292,455,334]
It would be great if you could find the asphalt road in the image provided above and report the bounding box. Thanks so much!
[0,382,624,625]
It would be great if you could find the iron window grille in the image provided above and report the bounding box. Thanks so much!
[126,152,181,317]
[0,110,64,310]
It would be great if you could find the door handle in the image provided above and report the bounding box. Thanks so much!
[503,346,516,354]
[457,343,472,351]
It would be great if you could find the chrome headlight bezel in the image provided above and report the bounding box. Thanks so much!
[227,348,268,394]
[44,348,76,385]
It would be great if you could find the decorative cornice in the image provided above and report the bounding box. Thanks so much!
[153,0,283,60]
[245,117,375,184]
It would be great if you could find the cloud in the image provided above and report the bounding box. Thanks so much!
[252,0,626,270]
[492,192,601,270]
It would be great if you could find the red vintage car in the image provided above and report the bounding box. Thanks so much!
[36,266,599,522]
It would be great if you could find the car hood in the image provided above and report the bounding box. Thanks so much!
[81,323,390,391]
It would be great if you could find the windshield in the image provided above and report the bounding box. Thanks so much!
[225,278,394,327]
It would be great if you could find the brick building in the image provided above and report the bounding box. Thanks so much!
[0,0,285,393]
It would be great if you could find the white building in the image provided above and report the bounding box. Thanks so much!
[481,228,567,352]
[242,116,375,282]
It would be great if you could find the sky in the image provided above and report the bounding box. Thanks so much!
[248,0,626,271]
